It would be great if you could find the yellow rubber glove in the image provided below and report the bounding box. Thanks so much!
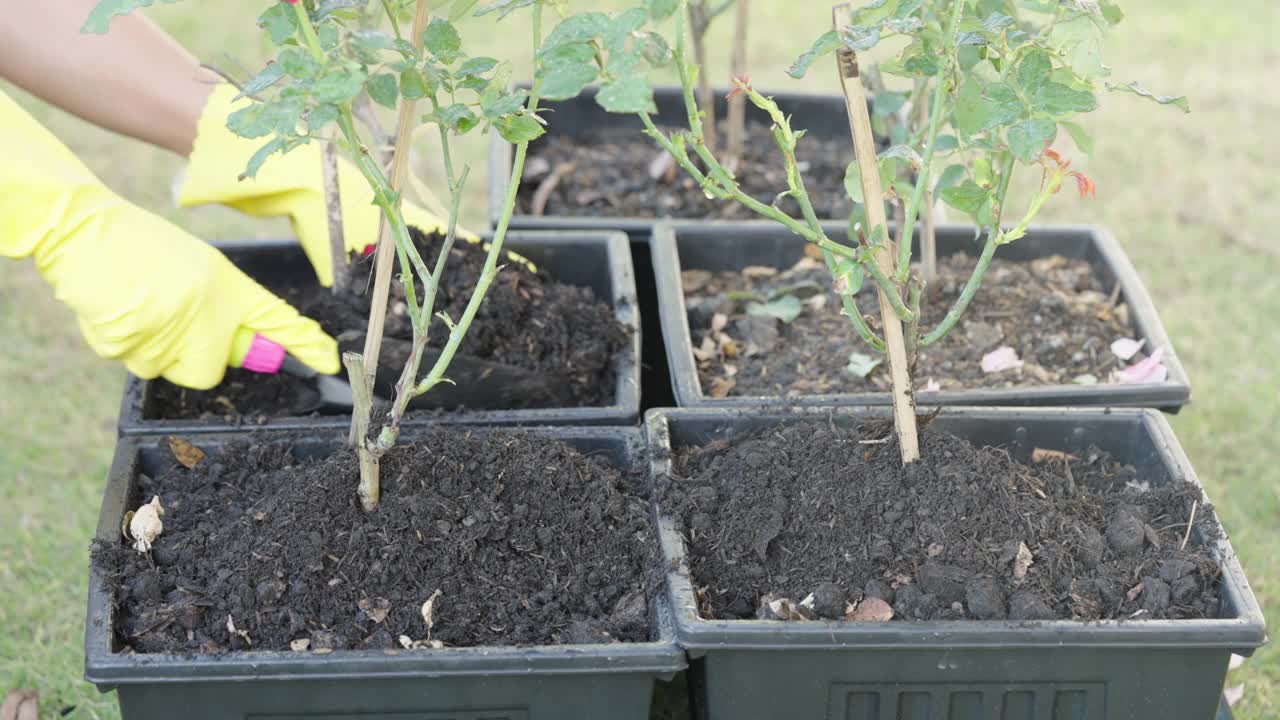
[0,89,339,390]
[179,83,451,287]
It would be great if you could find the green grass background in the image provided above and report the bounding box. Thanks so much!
[1,1,1276,717]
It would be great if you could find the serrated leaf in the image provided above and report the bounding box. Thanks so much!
[1033,82,1097,116]
[833,258,864,295]
[257,3,301,44]
[1099,0,1124,25]
[279,47,319,79]
[845,351,882,378]
[544,12,610,48]
[481,88,528,119]
[423,18,461,56]
[955,81,1025,134]
[82,0,182,34]
[639,31,673,66]
[1007,118,1057,162]
[240,136,285,180]
[934,163,966,197]
[1011,49,1052,96]
[597,75,655,113]
[1056,121,1092,156]
[747,295,803,324]
[1050,16,1107,80]
[788,30,842,79]
[604,8,648,53]
[646,0,678,20]
[844,161,865,204]
[367,73,399,108]
[313,69,366,104]
[933,134,959,153]
[318,23,339,51]
[308,103,339,133]
[315,0,360,20]
[871,90,907,117]
[1106,81,1190,113]
[539,47,599,101]
[400,68,432,100]
[941,180,991,214]
[880,144,922,168]
[226,102,275,140]
[353,29,396,52]
[235,63,287,100]
[474,0,535,19]
[436,103,479,133]
[457,57,498,78]
[844,24,882,52]
[982,12,1015,33]
[495,113,544,143]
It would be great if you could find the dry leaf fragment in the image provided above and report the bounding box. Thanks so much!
[127,496,165,553]
[711,312,729,333]
[421,589,443,634]
[290,638,311,652]
[742,265,778,279]
[225,615,251,645]
[802,243,824,260]
[359,597,391,624]
[1,689,38,720]
[707,376,736,398]
[757,594,812,621]
[1013,542,1034,582]
[848,596,894,622]
[1126,582,1145,603]
[981,346,1024,374]
[1031,448,1078,464]
[1224,683,1245,707]
[167,436,206,469]
[1110,337,1146,361]
[927,543,945,558]
[692,335,717,363]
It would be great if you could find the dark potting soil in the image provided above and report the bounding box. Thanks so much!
[684,251,1141,397]
[149,227,628,420]
[95,428,660,653]
[661,421,1221,622]
[517,123,852,221]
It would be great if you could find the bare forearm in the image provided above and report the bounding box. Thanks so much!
[0,0,216,155]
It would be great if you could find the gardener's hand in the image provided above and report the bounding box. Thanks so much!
[0,89,338,389]
[180,84,458,287]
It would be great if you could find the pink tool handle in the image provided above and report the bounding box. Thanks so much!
[240,333,286,374]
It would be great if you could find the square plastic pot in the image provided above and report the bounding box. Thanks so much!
[651,221,1192,411]
[489,86,858,410]
[116,230,640,435]
[646,406,1265,720]
[87,425,684,719]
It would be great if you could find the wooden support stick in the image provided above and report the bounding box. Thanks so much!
[833,3,919,464]
[725,0,750,165]
[322,140,350,293]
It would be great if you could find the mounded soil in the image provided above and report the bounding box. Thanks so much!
[660,420,1221,622]
[96,428,659,652]
[517,123,853,221]
[684,251,1144,397]
[149,227,628,420]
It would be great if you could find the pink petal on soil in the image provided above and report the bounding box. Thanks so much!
[924,378,941,392]
[1110,337,1146,361]
[981,346,1024,374]
[1116,347,1168,384]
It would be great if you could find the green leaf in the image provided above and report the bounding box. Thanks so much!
[934,163,966,197]
[544,12,610,48]
[872,91,908,118]
[308,104,340,134]
[495,113,544,143]
[604,8,649,53]
[981,12,1015,33]
[313,69,366,104]
[314,0,360,20]
[449,0,482,21]
[318,23,339,51]
[933,134,959,153]
[279,47,320,79]
[1007,118,1057,162]
[235,63,287,100]
[539,45,600,101]
[1011,49,1052,97]
[1050,16,1107,80]
[1106,81,1190,113]
[400,68,432,100]
[788,30,841,79]
[474,0,535,19]
[226,103,275,140]
[833,258,864,295]
[82,0,182,34]
[423,18,462,56]
[367,73,399,108]
[1060,120,1094,155]
[457,57,498,78]
[880,144,922,168]
[257,3,301,44]
[481,88,529,119]
[747,295,803,324]
[955,81,1024,134]
[844,24,882,52]
[844,161,865,204]
[353,29,396,52]
[845,351,882,378]
[240,136,285,180]
[1033,82,1097,116]
[639,31,673,67]
[646,0,678,20]
[941,180,991,214]
[597,75,655,113]
[1099,0,1124,26]
[436,103,480,133]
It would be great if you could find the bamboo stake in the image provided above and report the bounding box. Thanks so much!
[912,80,938,282]
[833,3,919,464]
[724,0,749,166]
[322,140,350,293]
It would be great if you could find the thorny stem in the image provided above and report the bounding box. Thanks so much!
[342,352,380,511]
[895,0,965,283]
[920,151,1016,346]
[822,249,885,352]
[904,275,923,368]
[859,237,916,323]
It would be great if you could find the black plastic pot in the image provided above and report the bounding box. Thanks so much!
[490,86,857,410]
[652,221,1192,411]
[646,406,1265,720]
[117,230,640,435]
[87,425,684,719]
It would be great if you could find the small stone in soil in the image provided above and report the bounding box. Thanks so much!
[1106,510,1146,556]
[965,577,1007,620]
[1008,591,1055,621]
[809,582,846,620]
[918,563,969,605]
[1141,577,1172,614]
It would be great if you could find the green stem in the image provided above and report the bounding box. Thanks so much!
[904,275,923,365]
[822,249,885,352]
[291,2,327,64]
[379,0,403,40]
[895,0,966,283]
[407,3,546,402]
[862,245,916,323]
[920,151,1015,346]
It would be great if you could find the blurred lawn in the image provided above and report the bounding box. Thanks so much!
[1,1,1276,718]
